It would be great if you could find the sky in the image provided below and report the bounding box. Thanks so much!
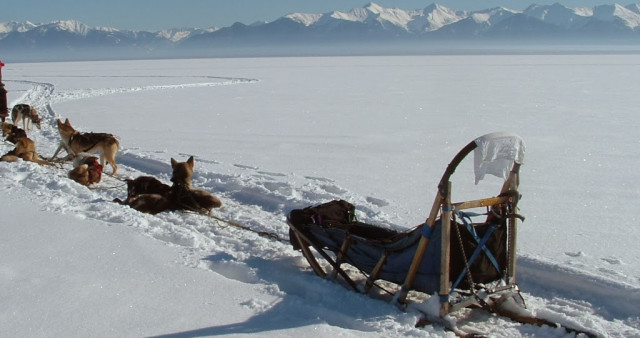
[0,0,628,31]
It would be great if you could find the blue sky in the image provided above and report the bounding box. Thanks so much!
[2,0,624,31]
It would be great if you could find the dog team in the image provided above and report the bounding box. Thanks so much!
[1,103,222,215]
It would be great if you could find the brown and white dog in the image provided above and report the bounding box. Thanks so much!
[11,104,41,131]
[115,156,222,215]
[51,118,120,175]
[2,122,27,144]
[0,133,53,166]
[68,153,103,186]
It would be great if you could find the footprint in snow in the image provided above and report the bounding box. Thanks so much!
[305,176,334,183]
[203,159,221,164]
[601,256,623,265]
[234,164,259,170]
[320,184,347,194]
[564,251,586,257]
[366,196,389,207]
[258,171,286,177]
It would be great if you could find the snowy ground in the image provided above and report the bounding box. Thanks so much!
[1,55,639,337]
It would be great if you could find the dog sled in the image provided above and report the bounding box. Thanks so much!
[287,132,594,336]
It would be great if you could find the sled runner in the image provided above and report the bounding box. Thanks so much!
[287,132,596,336]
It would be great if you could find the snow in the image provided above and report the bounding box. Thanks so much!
[284,13,322,27]
[47,20,92,35]
[1,54,640,337]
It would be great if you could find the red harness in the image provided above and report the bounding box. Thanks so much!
[87,158,103,184]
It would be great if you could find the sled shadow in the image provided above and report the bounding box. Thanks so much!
[150,255,383,337]
[149,300,314,337]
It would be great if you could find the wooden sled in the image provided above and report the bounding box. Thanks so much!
[287,133,541,325]
[287,133,596,336]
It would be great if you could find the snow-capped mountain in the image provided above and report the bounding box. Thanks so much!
[409,3,467,32]
[1,2,639,60]
[524,3,592,29]
[0,21,37,34]
[197,2,640,40]
[155,27,219,43]
[593,3,640,28]
[0,19,212,48]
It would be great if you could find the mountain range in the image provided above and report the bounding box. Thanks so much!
[2,2,640,61]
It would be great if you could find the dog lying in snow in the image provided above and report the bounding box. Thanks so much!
[118,176,172,205]
[0,132,53,166]
[2,122,27,144]
[68,153,103,186]
[114,156,222,215]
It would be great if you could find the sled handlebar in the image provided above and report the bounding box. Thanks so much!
[437,140,477,198]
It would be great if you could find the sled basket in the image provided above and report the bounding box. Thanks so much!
[287,132,525,315]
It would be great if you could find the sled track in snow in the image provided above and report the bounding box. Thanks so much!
[48,77,258,104]
[6,77,376,258]
[518,256,640,320]
[5,80,56,119]
[7,75,257,120]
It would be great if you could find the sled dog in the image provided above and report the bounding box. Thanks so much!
[116,157,194,214]
[68,153,103,186]
[169,156,223,213]
[51,118,120,175]
[1,135,54,166]
[116,156,222,214]
[2,122,27,144]
[11,104,41,130]
[115,176,171,205]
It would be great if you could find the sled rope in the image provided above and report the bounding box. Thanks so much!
[88,181,127,191]
[207,213,288,243]
[169,183,286,243]
[180,204,287,243]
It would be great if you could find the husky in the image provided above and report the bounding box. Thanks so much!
[117,156,222,215]
[116,157,194,214]
[113,176,171,205]
[68,153,103,186]
[170,156,223,213]
[168,156,223,214]
[11,104,41,131]
[1,135,54,166]
[51,118,120,175]
[2,122,27,144]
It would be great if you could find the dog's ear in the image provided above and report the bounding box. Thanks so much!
[57,119,63,127]
[171,158,177,168]
[64,118,71,126]
[187,156,194,169]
